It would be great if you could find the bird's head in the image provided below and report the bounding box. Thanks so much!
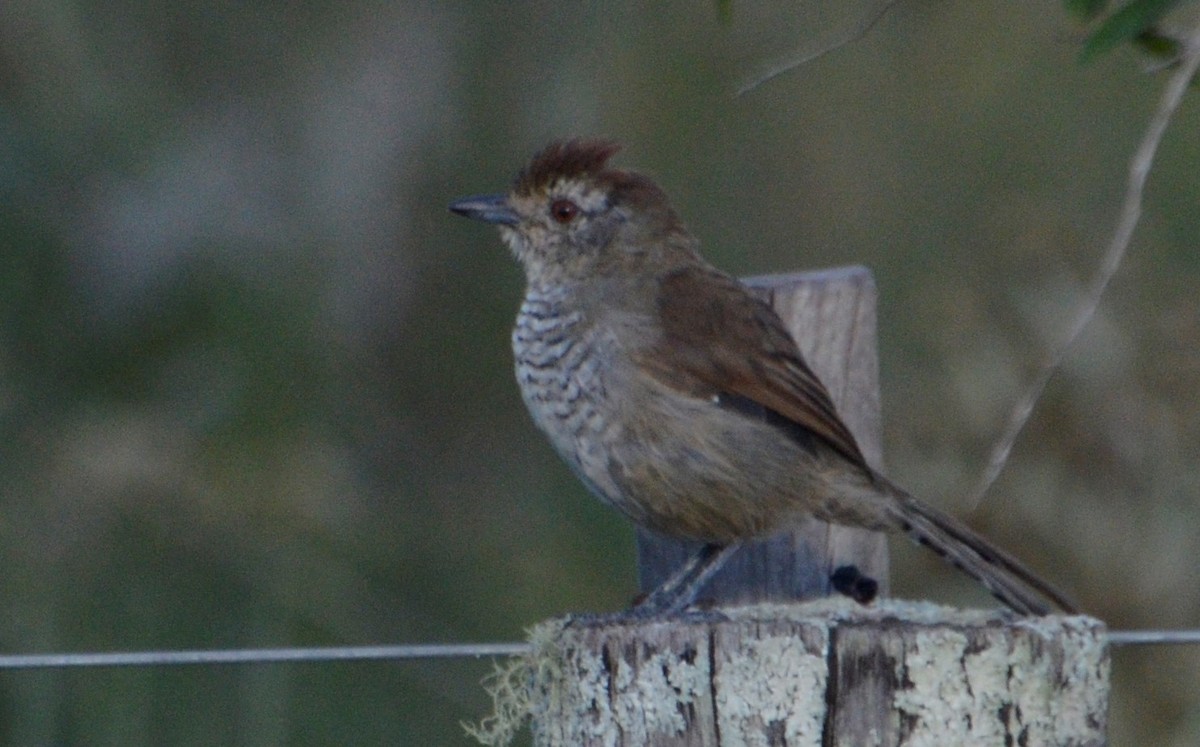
[450,139,689,286]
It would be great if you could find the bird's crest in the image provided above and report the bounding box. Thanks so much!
[514,139,622,197]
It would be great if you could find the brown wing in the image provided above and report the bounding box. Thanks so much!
[635,264,870,472]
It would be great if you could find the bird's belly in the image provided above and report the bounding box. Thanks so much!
[518,356,823,541]
[512,299,839,544]
[604,394,829,543]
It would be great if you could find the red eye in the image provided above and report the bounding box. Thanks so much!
[550,199,580,224]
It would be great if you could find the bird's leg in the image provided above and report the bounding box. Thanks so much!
[633,542,741,616]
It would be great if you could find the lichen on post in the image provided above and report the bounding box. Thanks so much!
[471,600,1108,746]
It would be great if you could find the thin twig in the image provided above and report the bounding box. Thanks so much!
[0,643,532,670]
[737,0,901,96]
[968,21,1200,508]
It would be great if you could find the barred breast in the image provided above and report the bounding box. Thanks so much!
[511,286,627,511]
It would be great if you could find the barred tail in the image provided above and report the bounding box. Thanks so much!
[883,486,1078,615]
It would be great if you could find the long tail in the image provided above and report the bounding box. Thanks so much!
[883,487,1078,615]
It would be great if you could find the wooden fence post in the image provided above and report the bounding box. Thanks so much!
[507,267,1110,746]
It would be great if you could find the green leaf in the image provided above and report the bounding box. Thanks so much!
[1134,27,1183,59]
[1065,0,1111,19]
[1081,0,1185,60]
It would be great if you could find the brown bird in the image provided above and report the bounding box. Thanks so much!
[450,138,1076,616]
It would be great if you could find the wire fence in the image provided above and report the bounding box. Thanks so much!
[0,643,530,671]
[0,628,1196,670]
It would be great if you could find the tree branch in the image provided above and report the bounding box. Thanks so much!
[969,20,1200,508]
[737,0,902,96]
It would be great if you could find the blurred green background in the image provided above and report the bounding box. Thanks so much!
[1,0,1198,744]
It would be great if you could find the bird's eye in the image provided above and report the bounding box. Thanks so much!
[550,199,580,224]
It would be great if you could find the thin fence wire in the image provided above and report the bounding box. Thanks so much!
[0,643,532,670]
[0,630,1196,670]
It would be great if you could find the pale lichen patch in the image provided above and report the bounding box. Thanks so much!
[466,601,1109,746]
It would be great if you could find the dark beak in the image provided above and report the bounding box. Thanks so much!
[448,193,519,227]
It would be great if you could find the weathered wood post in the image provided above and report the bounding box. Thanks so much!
[500,267,1109,746]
